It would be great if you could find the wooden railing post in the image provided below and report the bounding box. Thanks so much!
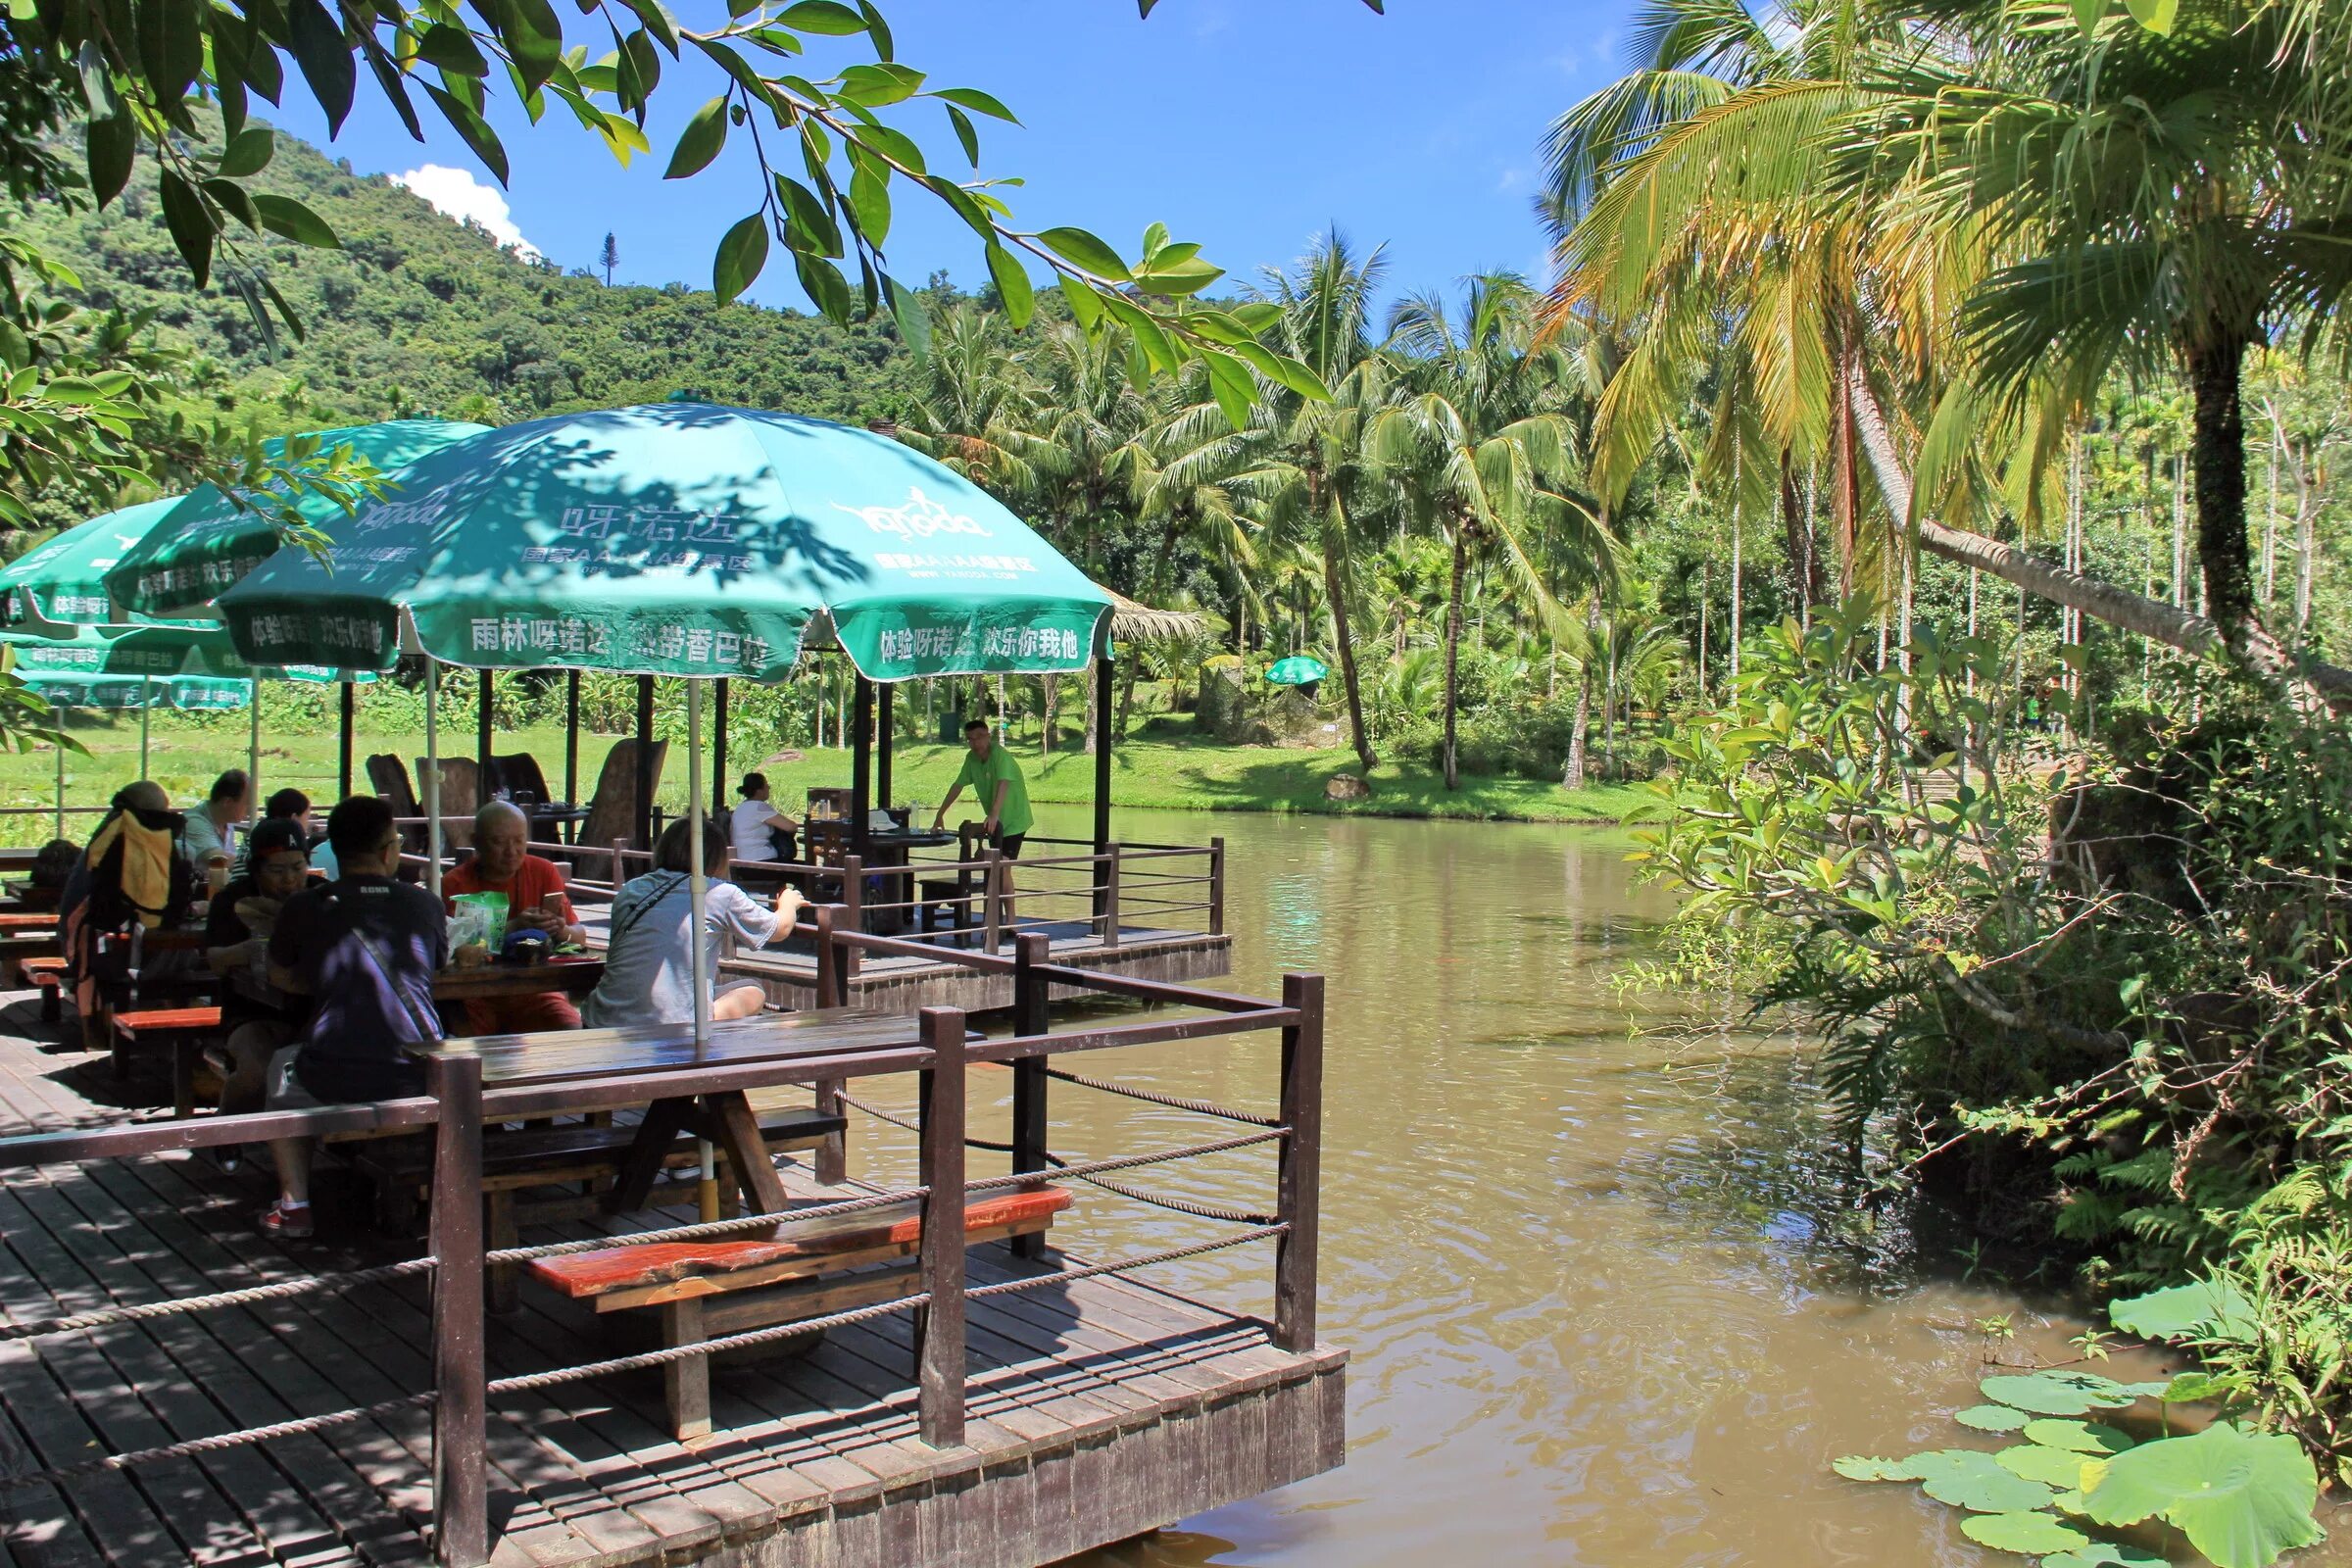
[914,1006,967,1447]
[981,849,1003,953]
[809,906,847,1186]
[1101,845,1120,949]
[841,856,864,974]
[1009,932,1052,1261]
[609,837,629,890]
[426,1053,488,1567]
[1273,972,1324,1353]
[1208,837,1226,936]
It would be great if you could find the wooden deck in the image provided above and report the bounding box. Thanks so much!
[0,993,1344,1568]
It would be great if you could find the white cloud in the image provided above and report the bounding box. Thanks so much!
[391,164,541,260]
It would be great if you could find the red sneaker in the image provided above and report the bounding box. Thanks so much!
[259,1201,314,1240]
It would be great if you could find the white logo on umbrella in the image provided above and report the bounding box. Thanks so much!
[835,487,992,542]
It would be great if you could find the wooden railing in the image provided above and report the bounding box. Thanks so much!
[0,944,1321,1568]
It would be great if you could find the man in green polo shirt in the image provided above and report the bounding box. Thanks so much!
[935,717,1032,937]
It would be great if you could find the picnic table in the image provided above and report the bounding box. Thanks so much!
[408,1007,930,1217]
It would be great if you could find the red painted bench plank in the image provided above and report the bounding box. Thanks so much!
[19,958,63,982]
[530,1187,1074,1298]
[114,1006,223,1036]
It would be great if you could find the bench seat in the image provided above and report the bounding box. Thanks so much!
[531,1185,1073,1440]
[15,956,64,1022]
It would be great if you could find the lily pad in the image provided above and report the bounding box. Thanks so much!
[1998,1444,2095,1489]
[1921,1450,2063,1513]
[2108,1279,2259,1343]
[1833,1454,1928,1482]
[1959,1404,2035,1432]
[2023,1419,2134,1455]
[1957,1510,2091,1554]
[1981,1371,2140,1415]
[2079,1422,2327,1568]
[2040,1547,2166,1568]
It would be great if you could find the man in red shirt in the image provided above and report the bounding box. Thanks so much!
[442,800,588,1035]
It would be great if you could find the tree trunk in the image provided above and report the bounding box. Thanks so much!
[1840,357,2352,704]
[1564,594,1595,791]
[1442,521,1468,791]
[1782,451,1823,615]
[2186,332,2258,660]
[1320,492,1378,771]
[1729,482,1742,683]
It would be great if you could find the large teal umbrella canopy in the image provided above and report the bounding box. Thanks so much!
[217,404,1114,679]
[104,418,491,619]
[0,497,187,628]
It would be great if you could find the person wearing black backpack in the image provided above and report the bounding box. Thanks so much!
[257,795,448,1241]
[61,781,198,1050]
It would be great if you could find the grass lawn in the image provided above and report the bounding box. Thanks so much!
[0,710,1648,846]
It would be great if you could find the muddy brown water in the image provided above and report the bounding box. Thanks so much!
[846,806,2346,1567]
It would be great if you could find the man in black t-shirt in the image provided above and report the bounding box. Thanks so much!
[258,795,449,1241]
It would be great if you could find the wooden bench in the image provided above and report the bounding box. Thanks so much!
[14,956,65,1022]
[530,1186,1074,1439]
[112,1004,224,1115]
[355,1106,849,1309]
[915,875,978,944]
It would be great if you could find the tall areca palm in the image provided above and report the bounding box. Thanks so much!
[1234,231,1393,772]
[1373,273,1613,789]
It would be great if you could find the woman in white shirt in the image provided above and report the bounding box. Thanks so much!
[584,818,804,1028]
[728,772,798,866]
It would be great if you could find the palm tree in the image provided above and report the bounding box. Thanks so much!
[1372,273,1612,789]
[1546,0,2352,702]
[900,303,1044,495]
[1880,0,2352,678]
[1224,230,1395,772]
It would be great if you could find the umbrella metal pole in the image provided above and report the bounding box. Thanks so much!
[711,679,729,819]
[248,692,262,809]
[1094,654,1113,926]
[138,701,151,781]
[634,676,655,850]
[851,674,872,864]
[476,670,494,794]
[875,684,893,816]
[687,680,716,1223]
[338,682,355,800]
[52,720,64,841]
[424,662,443,906]
[564,670,580,806]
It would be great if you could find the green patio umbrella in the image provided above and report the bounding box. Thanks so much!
[9,669,251,838]
[215,404,1112,677]
[0,496,186,629]
[220,403,1116,1155]
[1265,656,1329,687]
[102,418,491,620]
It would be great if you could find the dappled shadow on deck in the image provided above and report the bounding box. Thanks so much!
[0,993,1340,1567]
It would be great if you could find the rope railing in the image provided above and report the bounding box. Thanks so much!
[1042,1065,1285,1128]
[0,1217,1288,1494]
[0,1254,442,1344]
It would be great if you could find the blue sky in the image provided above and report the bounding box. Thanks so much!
[269,1,1633,313]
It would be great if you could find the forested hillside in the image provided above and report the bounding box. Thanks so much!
[13,119,921,437]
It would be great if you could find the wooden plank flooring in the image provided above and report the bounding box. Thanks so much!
[0,990,1344,1568]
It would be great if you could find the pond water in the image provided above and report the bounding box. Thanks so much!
[850,805,2337,1567]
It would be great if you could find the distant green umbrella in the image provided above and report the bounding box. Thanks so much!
[217,403,1112,677]
[103,418,491,618]
[21,672,251,710]
[0,496,187,628]
[1265,656,1330,687]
